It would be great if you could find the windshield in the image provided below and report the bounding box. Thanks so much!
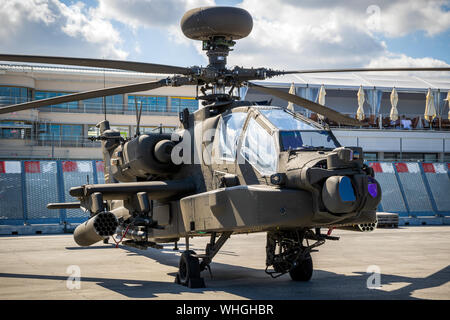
[279,130,340,151]
[259,108,317,130]
[240,118,277,176]
[217,112,247,161]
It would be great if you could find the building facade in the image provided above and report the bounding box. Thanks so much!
[1,63,449,162]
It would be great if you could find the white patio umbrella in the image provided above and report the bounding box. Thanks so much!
[445,90,450,119]
[356,86,365,121]
[287,82,295,112]
[317,84,326,120]
[424,88,437,122]
[389,87,399,121]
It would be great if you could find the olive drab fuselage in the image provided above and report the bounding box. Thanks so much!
[69,102,381,246]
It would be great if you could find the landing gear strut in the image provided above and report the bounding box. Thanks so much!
[175,231,232,288]
[265,228,338,281]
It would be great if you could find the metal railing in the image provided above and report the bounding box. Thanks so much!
[312,113,450,131]
[0,96,197,116]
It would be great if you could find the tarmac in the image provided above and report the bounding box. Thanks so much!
[0,226,449,300]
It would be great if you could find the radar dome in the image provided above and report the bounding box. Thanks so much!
[181,6,253,41]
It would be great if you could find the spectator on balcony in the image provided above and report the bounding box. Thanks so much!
[401,115,412,130]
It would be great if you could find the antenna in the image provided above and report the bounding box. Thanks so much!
[103,60,107,120]
[135,99,143,136]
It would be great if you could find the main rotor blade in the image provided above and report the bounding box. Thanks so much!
[247,82,361,126]
[280,66,450,75]
[0,54,192,75]
[0,79,169,114]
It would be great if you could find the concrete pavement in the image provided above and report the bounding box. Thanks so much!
[0,226,449,299]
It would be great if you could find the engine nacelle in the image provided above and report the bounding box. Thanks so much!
[110,133,178,182]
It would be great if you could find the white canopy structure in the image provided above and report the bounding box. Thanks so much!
[425,88,437,122]
[256,72,450,92]
[357,86,365,121]
[251,71,450,121]
[389,88,399,121]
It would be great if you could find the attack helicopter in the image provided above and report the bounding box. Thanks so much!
[1,6,449,288]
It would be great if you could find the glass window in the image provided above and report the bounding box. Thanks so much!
[279,130,339,151]
[259,108,316,130]
[38,124,60,141]
[217,112,247,161]
[128,95,167,113]
[83,95,123,113]
[171,97,198,113]
[240,117,277,176]
[423,153,438,162]
[138,126,176,135]
[110,125,129,138]
[61,125,83,140]
[35,91,78,110]
[384,152,399,161]
[0,121,32,139]
[0,86,30,105]
[88,125,100,137]
[401,153,423,161]
[364,153,378,161]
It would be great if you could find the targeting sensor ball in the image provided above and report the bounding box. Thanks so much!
[181,6,253,41]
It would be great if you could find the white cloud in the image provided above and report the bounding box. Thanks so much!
[0,0,128,59]
[51,1,127,59]
[368,53,450,68]
[0,0,56,37]
[96,0,215,29]
[0,0,448,71]
[224,0,450,70]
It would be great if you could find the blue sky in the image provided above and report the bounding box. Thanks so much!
[0,0,449,71]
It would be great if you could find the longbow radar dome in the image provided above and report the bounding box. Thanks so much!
[181,6,253,40]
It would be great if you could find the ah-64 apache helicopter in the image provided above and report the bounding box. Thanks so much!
[1,6,448,288]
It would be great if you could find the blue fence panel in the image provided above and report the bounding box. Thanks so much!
[24,161,60,223]
[370,162,408,215]
[422,163,450,214]
[62,160,93,222]
[96,160,105,184]
[395,162,434,216]
[0,161,24,224]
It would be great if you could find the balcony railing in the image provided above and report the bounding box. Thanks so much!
[0,96,196,116]
[309,112,450,131]
[0,135,101,148]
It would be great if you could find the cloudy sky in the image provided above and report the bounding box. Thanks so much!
[0,0,449,71]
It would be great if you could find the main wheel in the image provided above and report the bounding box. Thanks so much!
[289,252,313,281]
[176,250,205,288]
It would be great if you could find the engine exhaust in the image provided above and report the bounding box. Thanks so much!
[73,211,118,246]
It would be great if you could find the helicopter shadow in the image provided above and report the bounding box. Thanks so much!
[109,243,450,299]
[0,243,448,299]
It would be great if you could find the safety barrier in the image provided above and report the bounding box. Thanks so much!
[0,160,102,225]
[369,161,450,217]
[0,160,449,226]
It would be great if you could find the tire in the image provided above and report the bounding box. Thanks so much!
[289,252,313,281]
[177,250,204,288]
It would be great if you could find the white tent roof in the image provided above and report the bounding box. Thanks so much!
[255,72,450,92]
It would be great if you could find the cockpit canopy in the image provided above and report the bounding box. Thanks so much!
[215,106,341,176]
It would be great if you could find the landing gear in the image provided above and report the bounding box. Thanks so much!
[175,232,232,288]
[265,228,338,281]
[289,251,313,281]
[175,250,205,288]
